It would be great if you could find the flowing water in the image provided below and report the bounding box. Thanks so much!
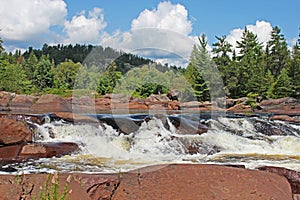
[2,113,300,174]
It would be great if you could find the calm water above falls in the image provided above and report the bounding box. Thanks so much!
[3,113,300,174]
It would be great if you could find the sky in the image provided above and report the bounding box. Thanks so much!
[0,0,299,66]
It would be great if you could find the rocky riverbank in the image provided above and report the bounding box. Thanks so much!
[0,91,299,117]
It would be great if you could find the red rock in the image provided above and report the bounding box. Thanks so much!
[146,94,170,102]
[216,97,248,108]
[0,173,120,200]
[0,118,32,145]
[260,97,295,106]
[68,96,96,113]
[180,101,200,108]
[113,164,293,200]
[258,166,300,194]
[269,115,300,123]
[31,94,71,113]
[52,112,99,123]
[0,144,23,164]
[259,97,300,115]
[0,164,295,199]
[10,94,38,110]
[19,142,79,159]
[0,143,79,164]
[95,98,111,111]
[0,91,15,107]
[227,103,252,113]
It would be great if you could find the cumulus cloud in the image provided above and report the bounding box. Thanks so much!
[226,20,273,51]
[102,2,195,66]
[131,1,192,36]
[0,0,67,42]
[63,8,107,44]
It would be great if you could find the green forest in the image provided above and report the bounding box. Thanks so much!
[0,26,299,101]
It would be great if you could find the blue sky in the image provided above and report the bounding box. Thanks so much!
[0,0,299,65]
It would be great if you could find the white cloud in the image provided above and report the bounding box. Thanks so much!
[63,8,107,44]
[101,2,195,66]
[131,1,192,36]
[226,20,273,52]
[0,0,67,41]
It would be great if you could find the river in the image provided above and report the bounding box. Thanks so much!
[2,112,300,174]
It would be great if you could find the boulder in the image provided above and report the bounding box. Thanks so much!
[95,98,111,111]
[52,112,99,123]
[0,118,32,145]
[216,97,248,108]
[259,97,300,115]
[10,94,38,111]
[168,116,208,135]
[146,94,170,102]
[167,89,181,101]
[0,91,15,107]
[31,94,71,113]
[0,142,79,164]
[19,142,80,160]
[68,96,95,113]
[258,166,300,194]
[269,115,300,123]
[227,103,252,113]
[0,144,23,164]
[113,164,293,200]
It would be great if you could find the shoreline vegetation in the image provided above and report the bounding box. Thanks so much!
[0,26,299,102]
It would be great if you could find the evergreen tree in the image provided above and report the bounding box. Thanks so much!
[34,55,54,90]
[185,35,209,101]
[24,51,38,81]
[236,28,264,96]
[271,68,292,98]
[212,35,233,96]
[266,26,289,78]
[288,43,300,98]
[97,62,122,95]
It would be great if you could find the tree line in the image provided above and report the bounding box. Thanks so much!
[0,25,299,101]
[186,26,300,101]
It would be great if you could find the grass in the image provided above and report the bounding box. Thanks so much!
[34,173,72,200]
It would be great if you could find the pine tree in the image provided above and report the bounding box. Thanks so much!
[266,26,289,78]
[271,68,292,98]
[288,41,300,98]
[185,35,210,101]
[212,35,233,96]
[236,28,264,96]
